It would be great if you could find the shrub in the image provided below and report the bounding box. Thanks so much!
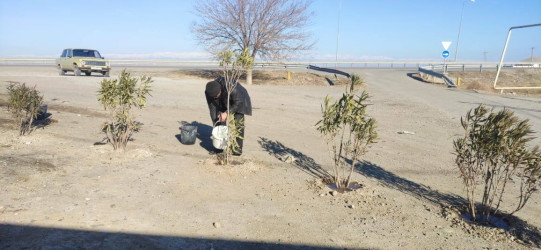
[316,74,377,190]
[97,69,152,150]
[454,105,541,223]
[6,82,43,135]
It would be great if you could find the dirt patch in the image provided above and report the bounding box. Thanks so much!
[0,93,8,108]
[47,104,107,118]
[0,155,57,183]
[448,69,541,97]
[441,206,541,246]
[199,156,263,178]
[161,69,350,86]
[0,117,14,130]
[1,66,540,249]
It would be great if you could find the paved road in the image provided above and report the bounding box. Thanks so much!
[345,68,541,145]
[1,65,539,143]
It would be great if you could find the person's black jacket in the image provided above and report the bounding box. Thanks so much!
[205,77,252,123]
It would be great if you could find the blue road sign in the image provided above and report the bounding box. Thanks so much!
[442,50,450,58]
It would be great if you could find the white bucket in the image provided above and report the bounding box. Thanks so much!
[211,125,228,149]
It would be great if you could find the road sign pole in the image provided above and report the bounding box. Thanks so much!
[441,50,450,74]
[444,58,447,74]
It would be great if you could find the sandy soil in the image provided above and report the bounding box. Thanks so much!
[0,66,540,249]
[448,69,541,97]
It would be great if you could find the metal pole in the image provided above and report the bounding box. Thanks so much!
[493,29,513,89]
[455,1,475,62]
[443,58,447,74]
[454,1,466,62]
[335,0,341,68]
[494,23,541,89]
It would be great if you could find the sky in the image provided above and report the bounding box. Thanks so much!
[0,0,540,62]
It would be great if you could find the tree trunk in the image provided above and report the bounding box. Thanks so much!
[246,68,253,85]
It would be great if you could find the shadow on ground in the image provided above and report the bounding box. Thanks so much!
[0,224,343,249]
[355,160,541,247]
[406,72,431,83]
[355,160,464,207]
[175,121,214,153]
[324,77,335,86]
[257,137,332,180]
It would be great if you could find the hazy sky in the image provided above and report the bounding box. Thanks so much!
[0,0,540,62]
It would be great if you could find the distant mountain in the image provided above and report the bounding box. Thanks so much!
[520,56,541,62]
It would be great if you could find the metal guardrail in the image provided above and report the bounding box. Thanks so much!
[0,58,308,69]
[0,58,536,70]
[418,67,457,87]
[418,62,540,88]
[418,63,523,73]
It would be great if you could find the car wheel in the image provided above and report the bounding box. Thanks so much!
[57,65,65,75]
[102,71,110,77]
[85,72,91,76]
[74,65,81,76]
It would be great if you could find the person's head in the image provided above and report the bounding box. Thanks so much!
[205,80,221,99]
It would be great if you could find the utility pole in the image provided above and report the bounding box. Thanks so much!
[483,51,487,62]
[454,0,475,62]
[335,0,342,68]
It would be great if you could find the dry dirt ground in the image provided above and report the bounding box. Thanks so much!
[449,69,541,97]
[0,66,540,249]
[410,68,541,97]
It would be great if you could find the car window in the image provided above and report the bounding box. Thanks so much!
[67,49,72,57]
[61,50,67,57]
[73,49,101,58]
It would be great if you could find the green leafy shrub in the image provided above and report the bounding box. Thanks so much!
[6,82,43,135]
[454,105,541,223]
[316,74,377,190]
[97,69,152,150]
[216,115,244,165]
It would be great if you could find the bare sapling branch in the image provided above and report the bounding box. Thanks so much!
[217,49,253,164]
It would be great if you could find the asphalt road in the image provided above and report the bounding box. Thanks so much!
[1,65,540,143]
[348,68,541,145]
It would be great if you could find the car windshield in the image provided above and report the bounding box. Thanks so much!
[73,49,102,58]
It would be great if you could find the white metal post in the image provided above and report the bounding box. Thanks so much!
[494,23,541,90]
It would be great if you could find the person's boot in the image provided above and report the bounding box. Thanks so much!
[232,149,242,156]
